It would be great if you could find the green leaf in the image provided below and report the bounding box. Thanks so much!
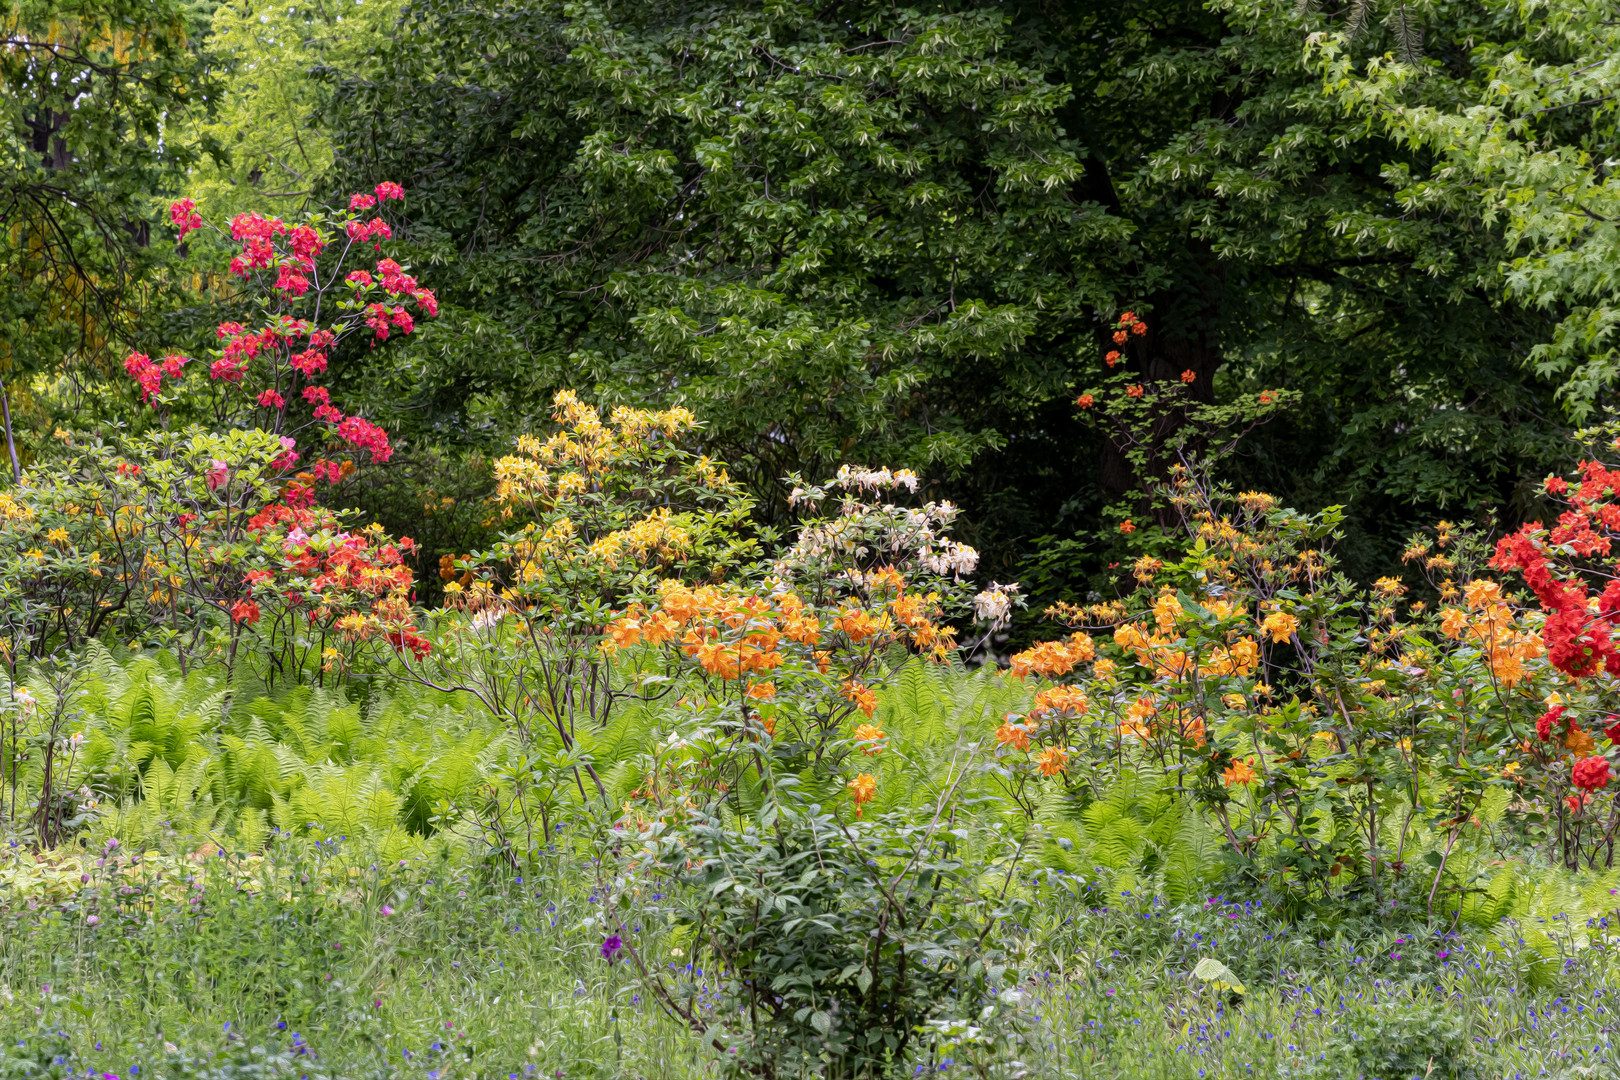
[1191,957,1246,995]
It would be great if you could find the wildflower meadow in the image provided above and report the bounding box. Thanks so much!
[9,3,1620,1078]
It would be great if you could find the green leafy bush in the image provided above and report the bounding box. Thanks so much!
[621,781,1021,1079]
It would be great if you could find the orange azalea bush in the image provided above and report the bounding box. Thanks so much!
[992,469,1580,902]
[605,465,984,817]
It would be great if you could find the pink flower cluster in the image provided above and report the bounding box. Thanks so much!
[122,353,189,404]
[352,259,438,320]
[336,416,392,463]
[348,182,404,212]
[141,182,426,485]
[170,198,203,239]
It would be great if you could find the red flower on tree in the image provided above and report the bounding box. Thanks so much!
[169,198,203,239]
[130,184,433,500]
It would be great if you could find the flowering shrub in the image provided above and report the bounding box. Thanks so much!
[588,461,1020,1076]
[996,469,1548,907]
[132,183,437,505]
[1489,449,1620,868]
[407,391,757,740]
[0,429,285,671]
[606,465,985,818]
[368,393,760,863]
[227,503,426,685]
[1075,312,1298,534]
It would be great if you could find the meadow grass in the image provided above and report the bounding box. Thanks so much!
[3,836,1619,1079]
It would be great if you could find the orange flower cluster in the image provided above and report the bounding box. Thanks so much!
[1035,746,1069,776]
[853,723,887,754]
[1436,579,1542,688]
[835,606,880,642]
[1222,758,1257,787]
[1010,632,1095,679]
[1031,684,1090,717]
[1112,621,1259,680]
[996,719,1032,751]
[1110,311,1149,347]
[890,589,956,654]
[842,680,878,718]
[605,583,788,678]
[1259,610,1298,644]
[848,773,877,817]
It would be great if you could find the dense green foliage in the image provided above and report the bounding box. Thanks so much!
[305,0,1581,586]
[0,0,216,474]
[5,0,1614,583]
[9,0,1620,1075]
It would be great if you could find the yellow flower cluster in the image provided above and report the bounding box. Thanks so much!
[0,492,34,524]
[497,392,702,508]
[586,509,692,569]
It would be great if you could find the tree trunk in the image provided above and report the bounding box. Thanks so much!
[0,374,20,483]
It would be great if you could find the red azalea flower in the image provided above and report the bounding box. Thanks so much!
[1573,756,1612,792]
[169,198,203,238]
[1537,706,1567,741]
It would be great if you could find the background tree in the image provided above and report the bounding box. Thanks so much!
[170,0,404,220]
[0,0,217,476]
[317,0,1570,609]
[1316,0,1620,422]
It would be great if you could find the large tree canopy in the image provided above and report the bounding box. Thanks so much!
[317,0,1569,586]
[324,2,1131,504]
[1320,0,1620,423]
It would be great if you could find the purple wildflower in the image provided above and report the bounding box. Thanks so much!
[601,934,623,961]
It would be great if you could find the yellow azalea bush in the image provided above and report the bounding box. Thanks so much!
[363,393,762,865]
[994,469,1561,909]
[391,391,759,737]
[0,428,286,674]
